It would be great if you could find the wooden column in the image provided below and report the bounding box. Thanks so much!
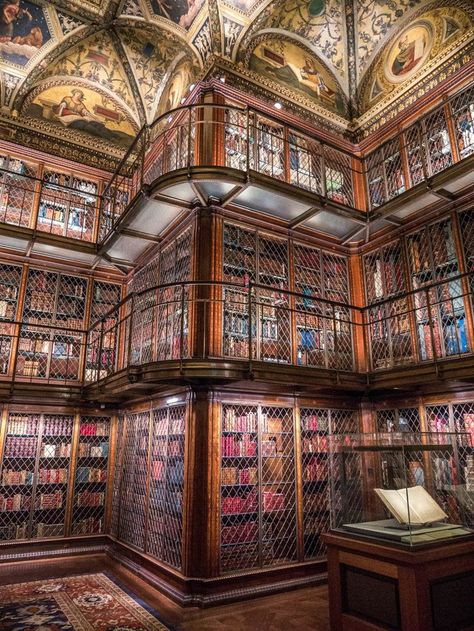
[348,251,368,373]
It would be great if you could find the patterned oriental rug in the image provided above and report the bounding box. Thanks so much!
[0,573,171,630]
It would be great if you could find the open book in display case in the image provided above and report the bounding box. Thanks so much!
[328,432,474,546]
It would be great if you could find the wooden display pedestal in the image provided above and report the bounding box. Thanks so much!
[323,531,474,631]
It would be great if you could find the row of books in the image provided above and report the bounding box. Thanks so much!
[305,491,329,513]
[223,409,257,433]
[36,490,63,509]
[1,469,34,486]
[151,461,184,483]
[43,171,97,194]
[303,436,329,453]
[73,517,103,534]
[222,521,258,545]
[38,468,68,484]
[222,436,257,457]
[301,414,328,432]
[4,436,37,457]
[0,494,31,511]
[303,461,328,482]
[8,415,39,435]
[262,490,286,512]
[75,467,107,483]
[0,523,27,540]
[304,515,329,537]
[43,418,74,436]
[221,467,258,485]
[42,443,71,458]
[80,422,109,436]
[75,491,104,507]
[78,442,109,458]
[222,490,258,515]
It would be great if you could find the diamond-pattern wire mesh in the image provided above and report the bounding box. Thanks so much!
[72,416,110,535]
[288,134,322,194]
[33,414,74,538]
[37,171,97,242]
[223,224,256,360]
[220,404,259,573]
[0,413,39,541]
[451,86,474,159]
[220,405,296,573]
[0,155,37,228]
[146,405,185,569]
[376,408,421,433]
[404,124,426,188]
[0,263,22,376]
[422,109,453,177]
[300,408,330,560]
[324,146,354,207]
[118,411,149,551]
[328,435,364,529]
[383,138,405,201]
[225,108,248,171]
[365,148,386,209]
[251,117,285,180]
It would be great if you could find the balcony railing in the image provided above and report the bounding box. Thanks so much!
[0,275,473,387]
[98,104,364,241]
[0,162,100,242]
[365,84,474,210]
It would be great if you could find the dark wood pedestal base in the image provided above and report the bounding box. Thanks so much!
[323,531,474,631]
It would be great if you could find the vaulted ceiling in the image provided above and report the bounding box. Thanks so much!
[1,0,473,156]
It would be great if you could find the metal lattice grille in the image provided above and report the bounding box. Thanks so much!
[458,209,474,277]
[0,413,40,541]
[118,411,149,550]
[33,414,74,539]
[451,86,474,158]
[425,405,451,433]
[329,435,364,528]
[225,109,248,171]
[404,125,426,188]
[0,155,37,228]
[72,416,110,535]
[220,404,259,573]
[146,405,185,569]
[38,171,97,242]
[252,118,285,180]
[422,109,453,177]
[383,138,405,201]
[366,149,385,209]
[324,146,354,207]
[300,408,330,559]
[376,408,420,433]
[364,240,405,304]
[453,402,474,445]
[0,263,23,376]
[288,134,322,194]
[222,225,256,360]
[220,405,296,573]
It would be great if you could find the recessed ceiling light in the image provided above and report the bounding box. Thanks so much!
[181,97,186,104]
[274,102,283,110]
[220,76,226,83]
[168,116,173,123]
[189,83,196,91]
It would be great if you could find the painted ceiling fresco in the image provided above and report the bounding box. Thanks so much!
[0,0,473,153]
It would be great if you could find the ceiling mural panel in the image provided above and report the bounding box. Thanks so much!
[248,36,347,115]
[0,1,472,160]
[0,0,55,69]
[361,6,474,111]
[148,0,206,30]
[243,0,346,78]
[119,26,193,121]
[24,81,138,147]
[36,31,139,114]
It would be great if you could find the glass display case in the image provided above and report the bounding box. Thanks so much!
[329,432,474,546]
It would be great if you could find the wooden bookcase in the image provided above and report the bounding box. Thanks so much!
[0,411,112,542]
[38,168,98,241]
[0,263,23,376]
[114,403,186,571]
[0,152,38,228]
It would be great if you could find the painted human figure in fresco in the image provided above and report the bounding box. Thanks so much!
[300,57,335,100]
[391,32,427,76]
[52,90,100,121]
[152,0,202,29]
[0,0,42,48]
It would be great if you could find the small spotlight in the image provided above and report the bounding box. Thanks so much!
[168,116,173,123]
[220,76,226,83]
[189,83,196,92]
[166,396,179,405]
[274,102,283,110]
[181,97,186,104]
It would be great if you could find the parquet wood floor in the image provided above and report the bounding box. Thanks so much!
[0,555,330,630]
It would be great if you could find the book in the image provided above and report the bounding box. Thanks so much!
[374,485,447,525]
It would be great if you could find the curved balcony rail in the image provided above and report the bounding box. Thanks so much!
[0,159,100,242]
[98,104,364,242]
[365,84,474,211]
[0,275,473,388]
